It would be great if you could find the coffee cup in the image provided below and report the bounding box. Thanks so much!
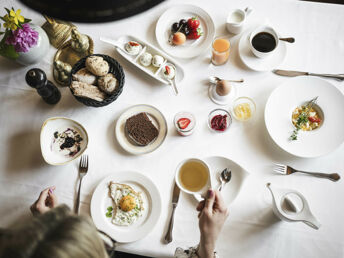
[226,7,252,35]
[249,25,279,58]
[175,158,211,197]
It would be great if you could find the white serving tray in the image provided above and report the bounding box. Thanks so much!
[100,35,185,85]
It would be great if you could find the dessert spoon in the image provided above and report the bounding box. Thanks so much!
[209,76,244,84]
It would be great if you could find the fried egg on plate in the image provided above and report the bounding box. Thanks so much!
[109,182,144,226]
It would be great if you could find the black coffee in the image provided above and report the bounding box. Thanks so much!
[252,32,276,53]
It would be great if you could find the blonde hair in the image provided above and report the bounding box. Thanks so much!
[0,205,108,258]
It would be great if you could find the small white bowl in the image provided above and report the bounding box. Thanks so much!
[40,117,88,165]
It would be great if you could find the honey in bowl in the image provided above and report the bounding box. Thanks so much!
[179,160,209,192]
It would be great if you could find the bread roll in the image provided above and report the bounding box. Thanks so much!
[85,56,109,76]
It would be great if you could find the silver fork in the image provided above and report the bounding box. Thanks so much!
[274,163,340,182]
[75,155,88,214]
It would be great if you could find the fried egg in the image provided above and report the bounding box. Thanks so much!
[109,182,144,226]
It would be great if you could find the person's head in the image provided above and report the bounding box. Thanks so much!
[0,205,108,258]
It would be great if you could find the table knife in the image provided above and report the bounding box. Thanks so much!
[273,69,344,81]
[164,182,180,244]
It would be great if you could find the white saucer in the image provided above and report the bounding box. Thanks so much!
[194,156,249,205]
[208,84,237,106]
[238,30,287,72]
[115,104,168,155]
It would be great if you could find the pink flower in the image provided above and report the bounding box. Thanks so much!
[5,23,39,53]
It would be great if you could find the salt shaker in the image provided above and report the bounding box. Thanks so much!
[25,68,61,104]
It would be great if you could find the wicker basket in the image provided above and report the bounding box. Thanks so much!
[69,54,125,107]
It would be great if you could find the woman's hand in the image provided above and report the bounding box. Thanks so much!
[196,189,229,258]
[30,186,58,215]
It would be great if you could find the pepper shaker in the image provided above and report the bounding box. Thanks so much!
[25,68,61,104]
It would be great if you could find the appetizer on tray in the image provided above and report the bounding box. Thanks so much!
[100,35,184,89]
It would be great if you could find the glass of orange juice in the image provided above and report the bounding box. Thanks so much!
[211,37,230,66]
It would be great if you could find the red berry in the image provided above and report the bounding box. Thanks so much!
[187,17,200,30]
[177,118,191,129]
[187,28,203,40]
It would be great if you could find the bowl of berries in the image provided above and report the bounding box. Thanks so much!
[155,4,215,59]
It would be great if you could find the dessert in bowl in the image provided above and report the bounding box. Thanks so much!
[40,117,88,165]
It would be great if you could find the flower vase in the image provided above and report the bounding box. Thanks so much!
[15,24,50,66]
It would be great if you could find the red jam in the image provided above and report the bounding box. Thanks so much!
[211,115,228,131]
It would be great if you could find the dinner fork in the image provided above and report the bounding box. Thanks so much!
[274,163,340,182]
[75,155,88,214]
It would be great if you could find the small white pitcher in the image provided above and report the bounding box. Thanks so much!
[267,183,321,230]
[226,7,253,35]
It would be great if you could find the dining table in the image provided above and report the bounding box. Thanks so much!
[0,0,344,257]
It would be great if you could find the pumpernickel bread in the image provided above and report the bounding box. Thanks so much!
[125,112,159,146]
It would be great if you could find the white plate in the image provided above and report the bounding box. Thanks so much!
[238,30,286,72]
[194,156,249,205]
[265,76,344,158]
[90,171,162,243]
[40,117,88,165]
[100,35,184,85]
[155,4,215,59]
[115,104,168,155]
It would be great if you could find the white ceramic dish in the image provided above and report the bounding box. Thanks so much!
[90,171,162,243]
[194,156,249,204]
[238,29,286,71]
[155,4,215,59]
[115,104,168,155]
[100,35,184,85]
[40,117,88,165]
[265,76,344,158]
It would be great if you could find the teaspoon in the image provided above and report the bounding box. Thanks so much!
[218,168,232,191]
[209,76,244,84]
[279,37,295,43]
[166,64,178,95]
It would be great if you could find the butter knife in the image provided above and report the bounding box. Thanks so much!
[164,182,180,244]
[273,69,344,81]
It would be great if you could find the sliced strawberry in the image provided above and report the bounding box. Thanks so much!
[177,118,191,129]
[164,65,171,75]
[129,41,140,46]
[308,116,321,123]
[187,17,200,30]
[187,28,203,40]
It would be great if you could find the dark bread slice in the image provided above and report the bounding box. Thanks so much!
[125,112,159,146]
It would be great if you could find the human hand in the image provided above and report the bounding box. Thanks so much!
[30,186,58,215]
[196,189,229,258]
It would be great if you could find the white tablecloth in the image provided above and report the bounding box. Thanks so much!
[1,0,344,257]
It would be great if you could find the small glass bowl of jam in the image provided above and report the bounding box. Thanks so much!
[232,97,256,121]
[208,109,232,133]
[174,111,196,136]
